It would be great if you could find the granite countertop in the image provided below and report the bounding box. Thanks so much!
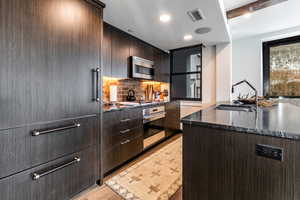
[181,102,300,140]
[103,101,168,112]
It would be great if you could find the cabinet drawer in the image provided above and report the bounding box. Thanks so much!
[0,146,97,200]
[120,135,143,164]
[120,108,143,130]
[103,135,143,174]
[103,108,142,149]
[103,145,122,174]
[120,126,143,142]
[104,126,143,151]
[0,116,98,179]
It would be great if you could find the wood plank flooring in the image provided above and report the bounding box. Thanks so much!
[74,134,182,200]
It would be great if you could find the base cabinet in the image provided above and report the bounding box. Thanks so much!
[183,125,298,200]
[103,108,143,174]
[0,146,97,200]
[0,116,99,180]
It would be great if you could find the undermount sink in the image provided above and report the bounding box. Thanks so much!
[216,104,256,112]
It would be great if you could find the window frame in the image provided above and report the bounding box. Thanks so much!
[170,44,202,101]
[263,35,300,98]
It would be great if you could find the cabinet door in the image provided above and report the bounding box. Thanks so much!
[154,49,170,83]
[0,0,102,130]
[103,22,112,77]
[165,101,181,131]
[130,37,154,61]
[111,28,130,78]
[161,52,171,83]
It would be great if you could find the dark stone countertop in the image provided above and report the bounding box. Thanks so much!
[103,101,168,113]
[181,102,300,140]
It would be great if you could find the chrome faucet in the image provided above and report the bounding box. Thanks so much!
[232,80,258,105]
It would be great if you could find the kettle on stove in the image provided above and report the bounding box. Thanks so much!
[126,89,136,102]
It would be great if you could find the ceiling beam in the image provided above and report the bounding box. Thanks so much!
[226,0,288,19]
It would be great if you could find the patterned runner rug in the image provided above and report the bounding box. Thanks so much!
[105,136,182,200]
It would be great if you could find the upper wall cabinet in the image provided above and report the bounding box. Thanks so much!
[103,23,170,82]
[154,49,170,83]
[111,27,130,79]
[129,37,154,61]
[103,23,112,77]
[103,23,130,78]
[0,0,103,130]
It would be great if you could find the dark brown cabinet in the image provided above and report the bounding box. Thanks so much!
[0,116,98,179]
[130,37,154,61]
[183,125,299,200]
[103,23,170,81]
[103,22,112,77]
[0,0,104,198]
[165,101,181,133]
[103,108,143,174]
[111,27,130,78]
[0,146,97,200]
[0,0,103,130]
[154,49,170,83]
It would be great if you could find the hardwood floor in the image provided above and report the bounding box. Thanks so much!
[74,134,182,200]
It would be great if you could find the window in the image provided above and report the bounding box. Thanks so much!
[263,35,300,97]
[170,45,202,101]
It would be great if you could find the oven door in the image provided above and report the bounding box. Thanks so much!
[143,114,165,139]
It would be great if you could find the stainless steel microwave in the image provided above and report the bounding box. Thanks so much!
[131,56,154,80]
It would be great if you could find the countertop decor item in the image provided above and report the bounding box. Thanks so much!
[237,96,278,107]
[126,89,136,102]
[110,85,118,104]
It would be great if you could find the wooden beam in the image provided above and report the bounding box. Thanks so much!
[226,0,288,19]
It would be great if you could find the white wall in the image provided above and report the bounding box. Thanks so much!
[232,26,300,99]
[216,43,232,102]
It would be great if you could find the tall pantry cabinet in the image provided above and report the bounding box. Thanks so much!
[0,0,104,199]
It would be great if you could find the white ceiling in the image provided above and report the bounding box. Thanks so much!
[226,0,300,40]
[101,0,231,51]
[222,0,257,11]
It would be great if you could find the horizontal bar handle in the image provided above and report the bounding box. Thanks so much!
[121,139,130,145]
[120,118,131,123]
[32,123,81,136]
[120,129,131,134]
[32,157,81,180]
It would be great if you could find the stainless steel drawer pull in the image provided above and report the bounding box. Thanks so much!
[32,157,81,180]
[32,123,81,136]
[121,140,130,145]
[120,119,131,123]
[120,129,131,134]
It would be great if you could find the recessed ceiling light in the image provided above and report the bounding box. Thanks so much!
[160,14,171,23]
[195,27,211,35]
[184,35,193,41]
[243,12,252,18]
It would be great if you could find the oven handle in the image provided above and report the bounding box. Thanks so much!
[143,112,166,120]
[143,112,166,123]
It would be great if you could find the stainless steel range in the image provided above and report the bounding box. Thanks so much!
[143,105,166,149]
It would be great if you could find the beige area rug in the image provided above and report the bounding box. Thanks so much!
[105,136,182,200]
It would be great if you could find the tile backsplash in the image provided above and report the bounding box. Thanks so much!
[103,77,169,103]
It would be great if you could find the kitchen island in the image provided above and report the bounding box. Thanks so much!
[181,102,300,200]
